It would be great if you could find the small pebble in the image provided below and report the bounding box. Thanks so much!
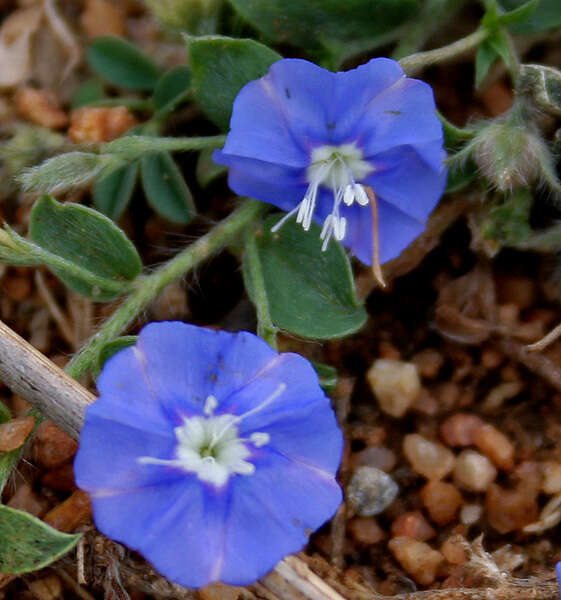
[541,461,561,494]
[420,481,463,526]
[352,446,397,472]
[441,536,466,565]
[473,423,515,470]
[486,483,538,534]
[347,466,399,516]
[439,413,484,447]
[7,482,49,517]
[460,504,482,525]
[15,87,67,129]
[388,536,444,585]
[391,510,436,541]
[453,449,497,492]
[35,422,78,468]
[69,106,137,143]
[403,434,455,480]
[28,575,62,600]
[199,584,241,600]
[367,359,421,418]
[0,416,35,451]
[411,348,444,379]
[348,517,386,546]
[482,381,522,412]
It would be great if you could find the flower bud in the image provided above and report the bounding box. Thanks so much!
[519,64,561,117]
[473,119,549,192]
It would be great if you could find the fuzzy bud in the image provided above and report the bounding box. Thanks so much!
[473,120,549,192]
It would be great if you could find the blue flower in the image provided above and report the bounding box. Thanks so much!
[74,321,343,588]
[213,58,446,279]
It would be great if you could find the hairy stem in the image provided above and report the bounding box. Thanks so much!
[65,200,267,379]
[243,231,279,350]
[399,28,489,75]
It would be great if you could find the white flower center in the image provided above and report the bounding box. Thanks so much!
[272,142,373,250]
[138,385,286,488]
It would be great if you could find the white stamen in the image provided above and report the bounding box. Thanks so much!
[137,384,285,487]
[343,185,355,206]
[249,432,270,447]
[354,184,370,206]
[204,395,218,416]
[271,142,374,251]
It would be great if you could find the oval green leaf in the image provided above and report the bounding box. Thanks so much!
[140,152,195,224]
[153,65,192,114]
[500,0,561,32]
[94,162,139,220]
[87,36,161,91]
[30,195,142,301]
[0,505,80,574]
[246,215,367,339]
[228,0,418,50]
[188,35,281,130]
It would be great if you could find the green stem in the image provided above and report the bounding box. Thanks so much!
[102,134,227,160]
[242,231,278,350]
[65,200,268,379]
[399,28,489,76]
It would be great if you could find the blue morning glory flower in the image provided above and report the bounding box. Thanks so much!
[74,321,343,588]
[213,58,447,281]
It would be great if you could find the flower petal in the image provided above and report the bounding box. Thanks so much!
[218,451,342,585]
[74,412,178,492]
[366,144,447,222]
[329,58,405,142]
[218,70,310,168]
[225,161,307,213]
[357,77,444,169]
[136,322,284,418]
[89,477,230,588]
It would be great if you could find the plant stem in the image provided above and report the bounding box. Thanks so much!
[242,231,278,350]
[399,28,489,76]
[102,134,227,160]
[65,200,267,379]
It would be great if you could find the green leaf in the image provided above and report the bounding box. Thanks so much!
[98,336,138,371]
[228,0,418,51]
[248,215,367,339]
[87,36,161,91]
[312,361,338,394]
[94,162,139,220]
[499,0,561,32]
[153,65,192,114]
[475,39,500,87]
[29,195,142,300]
[0,505,80,574]
[196,147,227,187]
[140,152,195,224]
[188,35,281,130]
[496,0,539,24]
[71,79,105,108]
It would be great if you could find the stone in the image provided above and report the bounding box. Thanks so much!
[347,467,399,517]
[348,517,386,545]
[390,511,435,541]
[367,359,421,418]
[439,413,484,447]
[473,423,514,470]
[453,450,497,492]
[352,446,397,472]
[541,461,561,494]
[403,434,455,480]
[388,536,444,585]
[420,481,462,526]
